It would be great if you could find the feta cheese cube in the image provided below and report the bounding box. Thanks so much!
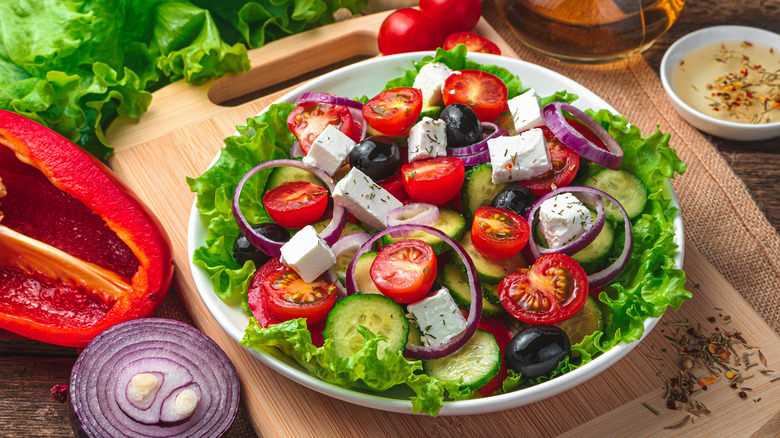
[408,117,447,162]
[539,193,593,249]
[412,62,453,107]
[332,167,403,231]
[279,225,336,283]
[507,89,545,133]
[488,128,552,184]
[302,124,356,176]
[407,288,467,347]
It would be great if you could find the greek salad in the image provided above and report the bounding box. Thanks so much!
[188,47,689,416]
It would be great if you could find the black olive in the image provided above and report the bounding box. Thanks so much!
[440,103,482,148]
[232,223,290,266]
[490,184,538,216]
[504,325,571,378]
[347,136,401,181]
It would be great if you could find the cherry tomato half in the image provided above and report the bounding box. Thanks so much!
[378,8,443,56]
[263,181,328,229]
[471,207,529,260]
[444,32,501,55]
[419,0,482,36]
[370,239,438,304]
[401,156,465,205]
[260,262,337,325]
[363,87,423,136]
[287,102,354,154]
[516,127,580,196]
[498,253,588,324]
[442,69,508,122]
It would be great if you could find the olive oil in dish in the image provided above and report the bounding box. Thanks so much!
[672,41,780,124]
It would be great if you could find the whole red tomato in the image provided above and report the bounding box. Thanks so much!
[378,8,443,55]
[419,0,482,36]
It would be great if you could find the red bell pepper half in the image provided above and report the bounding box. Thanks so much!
[0,110,174,347]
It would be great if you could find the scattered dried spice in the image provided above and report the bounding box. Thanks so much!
[664,415,691,430]
[644,402,661,416]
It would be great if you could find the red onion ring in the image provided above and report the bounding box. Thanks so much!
[455,148,491,166]
[542,102,623,170]
[328,233,372,298]
[290,140,305,158]
[524,187,606,259]
[523,186,633,288]
[296,92,364,110]
[386,203,440,238]
[69,318,239,438]
[446,122,507,157]
[345,224,482,360]
[232,159,346,258]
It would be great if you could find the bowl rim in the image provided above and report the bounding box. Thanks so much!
[188,51,686,416]
[659,25,780,131]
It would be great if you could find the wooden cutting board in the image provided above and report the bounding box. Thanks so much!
[105,10,780,438]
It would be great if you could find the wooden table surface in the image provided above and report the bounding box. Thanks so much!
[1,1,778,437]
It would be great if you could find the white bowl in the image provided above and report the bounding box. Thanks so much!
[188,52,685,416]
[660,25,780,141]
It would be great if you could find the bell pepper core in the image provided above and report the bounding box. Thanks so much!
[0,110,174,347]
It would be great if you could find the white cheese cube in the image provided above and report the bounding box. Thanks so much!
[302,124,356,176]
[488,128,552,184]
[412,62,453,107]
[507,89,545,133]
[407,288,467,347]
[539,193,593,249]
[279,225,336,283]
[408,117,447,162]
[332,167,403,231]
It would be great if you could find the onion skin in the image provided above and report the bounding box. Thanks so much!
[69,318,240,438]
[446,122,507,157]
[542,102,623,170]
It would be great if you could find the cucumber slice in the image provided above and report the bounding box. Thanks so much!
[583,169,647,221]
[353,252,381,295]
[324,293,409,358]
[454,233,527,285]
[572,218,615,273]
[310,219,367,240]
[380,209,466,254]
[461,164,510,221]
[266,162,325,191]
[440,264,507,318]
[552,296,603,346]
[423,329,500,389]
[419,106,442,120]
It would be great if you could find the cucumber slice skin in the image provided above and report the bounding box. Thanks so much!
[323,293,409,358]
[583,169,648,221]
[552,296,603,346]
[423,329,500,389]
[461,164,511,222]
[266,163,325,191]
[440,264,507,318]
[380,209,466,254]
[454,233,527,285]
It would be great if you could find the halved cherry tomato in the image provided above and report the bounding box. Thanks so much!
[263,181,328,229]
[516,127,580,196]
[287,102,354,154]
[377,172,408,202]
[401,156,465,205]
[261,261,337,325]
[370,239,437,304]
[444,32,501,55]
[442,69,508,122]
[471,207,529,259]
[498,253,588,324]
[362,87,423,136]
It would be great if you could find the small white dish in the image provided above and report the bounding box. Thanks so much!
[660,25,780,141]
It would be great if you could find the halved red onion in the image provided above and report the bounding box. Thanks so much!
[386,203,440,238]
[524,187,606,259]
[345,224,482,360]
[542,102,623,170]
[69,318,239,438]
[328,233,372,298]
[296,92,364,110]
[446,122,507,157]
[232,159,346,258]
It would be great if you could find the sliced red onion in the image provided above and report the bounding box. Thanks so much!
[455,148,491,166]
[232,159,346,258]
[345,224,482,360]
[69,318,239,438]
[290,140,305,158]
[348,106,368,142]
[446,122,507,157]
[524,187,606,259]
[328,233,372,298]
[386,203,440,238]
[542,102,623,170]
[296,92,364,110]
[523,186,633,288]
